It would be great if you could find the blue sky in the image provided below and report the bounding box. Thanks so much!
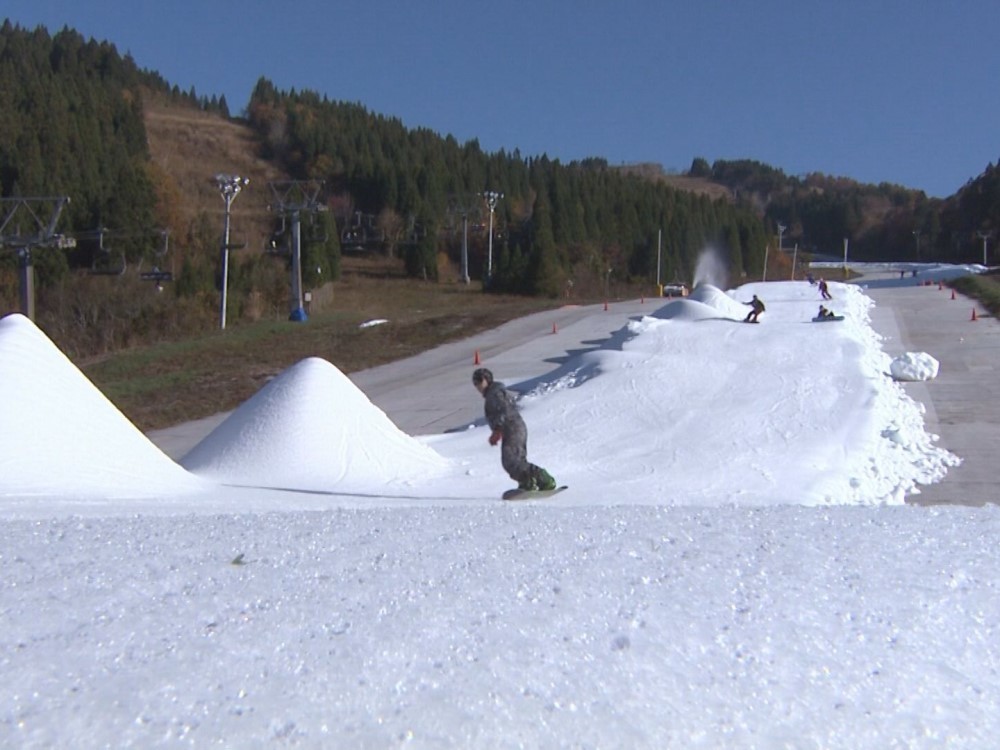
[5,1,999,198]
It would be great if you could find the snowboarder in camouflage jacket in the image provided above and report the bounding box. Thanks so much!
[472,368,556,492]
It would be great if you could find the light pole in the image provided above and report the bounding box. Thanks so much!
[483,190,503,281]
[977,231,991,266]
[215,174,249,330]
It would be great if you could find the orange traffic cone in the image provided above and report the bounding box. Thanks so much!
[971,309,978,322]
[474,349,481,364]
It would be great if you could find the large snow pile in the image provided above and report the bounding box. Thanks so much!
[0,314,207,499]
[422,280,957,507]
[180,356,451,492]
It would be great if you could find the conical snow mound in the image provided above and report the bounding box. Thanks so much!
[0,314,205,498]
[180,357,450,492]
[689,283,750,318]
[651,298,724,321]
[649,284,749,321]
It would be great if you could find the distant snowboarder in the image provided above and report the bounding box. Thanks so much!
[744,294,765,323]
[818,278,832,300]
[813,305,844,322]
[472,368,557,494]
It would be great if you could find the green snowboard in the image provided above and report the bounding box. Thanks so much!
[502,485,568,501]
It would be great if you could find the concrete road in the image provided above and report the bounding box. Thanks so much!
[857,272,1000,506]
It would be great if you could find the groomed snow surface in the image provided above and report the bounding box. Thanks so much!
[3,270,999,748]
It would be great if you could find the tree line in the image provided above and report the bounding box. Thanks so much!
[701,157,997,265]
[246,78,770,294]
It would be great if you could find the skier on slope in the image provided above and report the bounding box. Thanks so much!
[472,368,557,492]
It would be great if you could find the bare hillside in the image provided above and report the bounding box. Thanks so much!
[615,163,733,202]
[142,94,286,251]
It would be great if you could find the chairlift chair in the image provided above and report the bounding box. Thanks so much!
[89,249,127,276]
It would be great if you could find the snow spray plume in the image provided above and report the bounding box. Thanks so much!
[693,247,728,290]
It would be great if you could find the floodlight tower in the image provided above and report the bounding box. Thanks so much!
[215,174,250,329]
[268,180,326,322]
[483,190,503,280]
[0,196,74,321]
[977,231,991,266]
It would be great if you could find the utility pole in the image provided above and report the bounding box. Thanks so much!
[0,196,74,321]
[215,174,250,329]
[482,190,503,281]
[268,180,326,321]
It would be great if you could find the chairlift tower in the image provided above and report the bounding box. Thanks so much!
[268,180,326,322]
[0,196,74,321]
[447,194,482,284]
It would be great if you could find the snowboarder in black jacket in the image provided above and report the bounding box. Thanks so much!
[744,294,765,323]
[472,368,556,491]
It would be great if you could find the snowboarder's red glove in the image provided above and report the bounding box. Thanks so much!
[489,429,502,446]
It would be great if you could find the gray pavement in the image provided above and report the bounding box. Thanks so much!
[148,279,1000,507]
[857,272,1000,506]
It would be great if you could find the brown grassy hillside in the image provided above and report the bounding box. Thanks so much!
[615,162,732,202]
[142,93,285,255]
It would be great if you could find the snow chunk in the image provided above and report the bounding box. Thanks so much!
[890,352,940,382]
